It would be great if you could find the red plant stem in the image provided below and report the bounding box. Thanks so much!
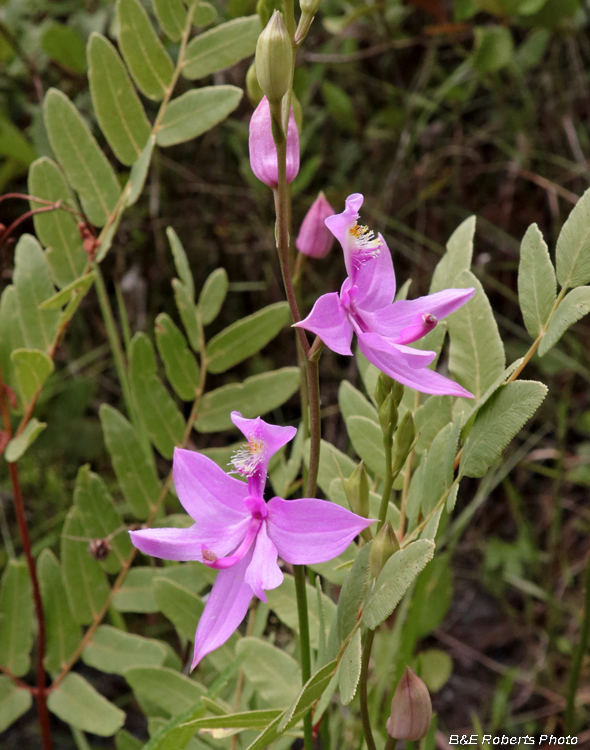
[0,204,62,249]
[0,372,52,750]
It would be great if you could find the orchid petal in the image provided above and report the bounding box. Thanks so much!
[129,519,250,562]
[342,235,396,313]
[294,292,354,355]
[192,550,254,669]
[358,332,474,398]
[230,413,296,458]
[324,193,363,251]
[173,448,249,525]
[363,288,475,339]
[244,521,283,602]
[356,332,436,368]
[296,192,335,258]
[266,498,373,564]
[249,97,299,189]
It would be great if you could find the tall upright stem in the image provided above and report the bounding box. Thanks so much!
[272,108,318,750]
[377,437,394,533]
[0,370,52,750]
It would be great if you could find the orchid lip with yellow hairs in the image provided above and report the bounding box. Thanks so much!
[295,193,476,398]
[129,411,373,669]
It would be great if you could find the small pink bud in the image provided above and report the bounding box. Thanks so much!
[248,96,299,189]
[386,666,433,741]
[296,192,335,258]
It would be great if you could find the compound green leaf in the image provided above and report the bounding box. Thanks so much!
[199,268,228,325]
[182,16,261,80]
[338,380,378,423]
[430,216,475,294]
[100,404,161,519]
[448,270,505,400]
[116,730,144,750]
[278,660,338,732]
[4,419,46,462]
[38,549,81,675]
[172,279,201,352]
[112,564,214,612]
[13,234,60,351]
[88,33,151,166]
[39,273,95,311]
[345,415,385,476]
[61,506,110,624]
[167,227,194,299]
[117,0,174,100]
[362,540,435,629]
[28,157,88,288]
[153,577,203,640]
[0,561,34,677]
[155,313,200,401]
[11,348,53,409]
[414,395,452,454]
[153,0,186,41]
[518,223,557,338]
[539,286,590,356]
[0,286,25,389]
[42,23,86,74]
[82,625,167,674]
[236,638,300,707]
[129,333,186,459]
[125,134,155,207]
[556,187,590,288]
[338,629,361,705]
[125,666,205,716]
[156,86,242,147]
[44,88,121,227]
[472,25,514,74]
[206,301,290,373]
[0,675,32,733]
[328,544,371,660]
[74,465,132,574]
[306,439,356,497]
[48,673,125,736]
[195,367,300,432]
[193,2,217,25]
[460,381,548,478]
[416,649,453,692]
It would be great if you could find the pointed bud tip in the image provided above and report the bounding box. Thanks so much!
[255,11,293,104]
[369,521,400,578]
[296,192,335,258]
[343,460,369,518]
[386,666,433,741]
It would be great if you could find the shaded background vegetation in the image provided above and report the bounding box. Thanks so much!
[1,0,590,746]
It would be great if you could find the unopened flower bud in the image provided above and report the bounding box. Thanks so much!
[374,372,393,408]
[296,192,335,258]
[295,0,321,42]
[249,96,300,188]
[369,521,399,578]
[255,11,293,105]
[392,380,404,407]
[343,461,369,519]
[392,412,415,473]
[386,666,432,741]
[379,392,398,440]
[246,63,264,107]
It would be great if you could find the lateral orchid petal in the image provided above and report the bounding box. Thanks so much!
[294,292,354,356]
[249,97,299,189]
[266,497,374,564]
[129,521,250,563]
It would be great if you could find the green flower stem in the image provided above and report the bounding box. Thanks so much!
[384,737,398,750]
[377,436,394,533]
[565,550,590,732]
[360,628,378,750]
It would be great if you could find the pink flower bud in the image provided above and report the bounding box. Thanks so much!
[386,666,433,741]
[248,96,299,189]
[296,191,335,258]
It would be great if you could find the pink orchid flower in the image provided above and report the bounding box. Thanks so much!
[296,191,335,258]
[249,96,299,188]
[295,193,476,398]
[130,411,372,669]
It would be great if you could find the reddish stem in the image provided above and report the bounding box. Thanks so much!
[0,203,63,249]
[0,375,52,750]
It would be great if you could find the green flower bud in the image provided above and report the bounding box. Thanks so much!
[295,0,321,42]
[374,372,393,407]
[392,412,415,473]
[392,380,404,407]
[255,10,293,105]
[246,63,264,108]
[343,461,369,519]
[369,521,400,578]
[386,666,432,741]
[378,392,398,440]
